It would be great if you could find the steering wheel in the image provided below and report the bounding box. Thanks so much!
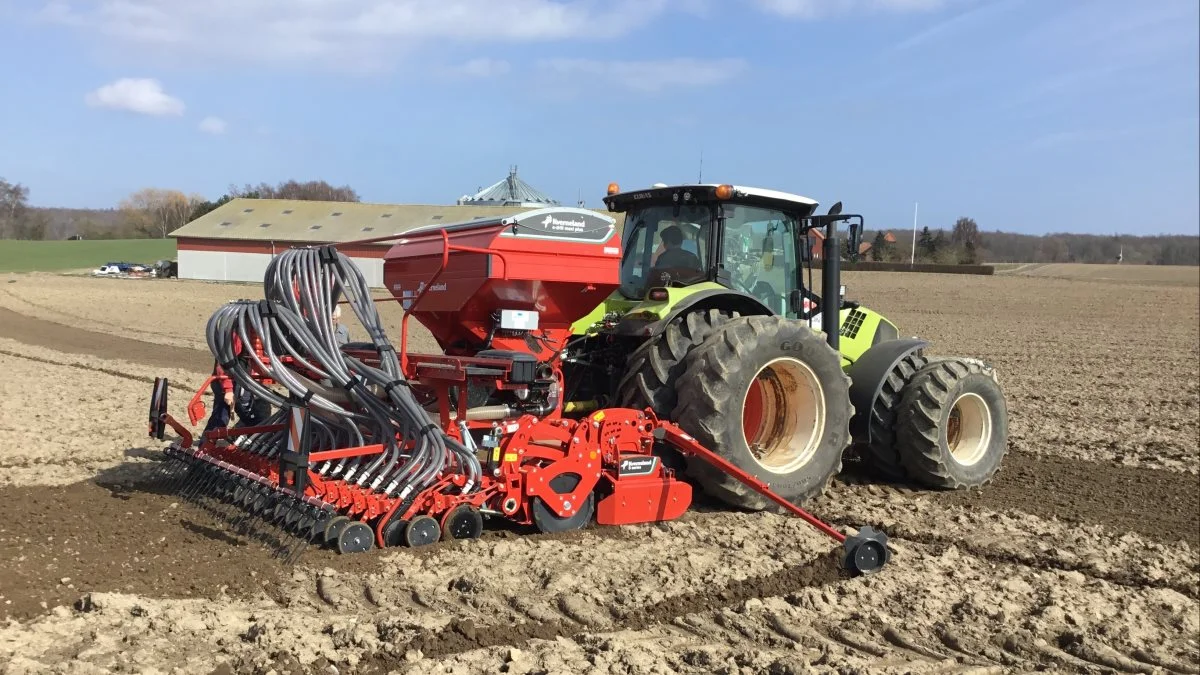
[650,266,705,287]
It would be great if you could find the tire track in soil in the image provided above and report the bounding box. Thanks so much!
[830,519,1200,599]
[838,450,1200,549]
[3,304,1195,548]
[0,347,198,394]
[0,306,212,373]
[328,549,853,674]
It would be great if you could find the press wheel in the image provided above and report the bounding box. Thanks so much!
[323,516,351,546]
[381,516,408,548]
[404,515,441,547]
[337,521,375,554]
[441,505,484,540]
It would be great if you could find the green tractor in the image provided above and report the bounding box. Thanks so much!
[563,182,1008,510]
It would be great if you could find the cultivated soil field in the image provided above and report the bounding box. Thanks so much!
[999,263,1200,287]
[0,267,1197,674]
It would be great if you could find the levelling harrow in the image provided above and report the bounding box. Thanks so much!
[148,207,890,574]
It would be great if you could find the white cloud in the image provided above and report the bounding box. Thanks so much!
[198,116,227,135]
[753,0,956,19]
[38,0,672,69]
[84,77,184,116]
[538,58,748,93]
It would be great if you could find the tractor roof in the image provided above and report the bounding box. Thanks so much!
[602,183,819,216]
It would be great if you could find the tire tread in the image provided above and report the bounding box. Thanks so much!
[672,315,852,509]
[894,358,1006,490]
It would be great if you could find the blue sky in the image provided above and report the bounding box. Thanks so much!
[0,0,1197,235]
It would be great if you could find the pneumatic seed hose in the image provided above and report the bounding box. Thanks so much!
[206,245,480,498]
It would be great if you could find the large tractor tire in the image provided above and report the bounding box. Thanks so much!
[616,308,738,415]
[894,358,1007,489]
[671,315,852,510]
[859,352,951,480]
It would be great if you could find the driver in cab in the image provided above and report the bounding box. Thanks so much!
[653,225,703,274]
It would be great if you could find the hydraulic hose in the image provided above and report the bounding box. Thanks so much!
[207,245,482,499]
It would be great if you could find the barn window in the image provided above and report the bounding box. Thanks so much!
[243,208,254,213]
[331,212,342,217]
[361,226,375,232]
[381,213,393,218]
[282,209,293,215]
[260,223,271,228]
[431,215,443,220]
[219,221,232,227]
[310,224,323,230]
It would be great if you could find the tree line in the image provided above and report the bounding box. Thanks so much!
[3,177,1197,265]
[0,177,360,241]
[864,217,1198,266]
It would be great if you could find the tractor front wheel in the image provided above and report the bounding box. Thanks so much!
[894,359,1008,489]
[671,316,852,510]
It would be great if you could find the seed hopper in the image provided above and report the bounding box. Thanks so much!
[149,207,890,573]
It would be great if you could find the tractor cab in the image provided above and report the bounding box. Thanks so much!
[604,182,862,320]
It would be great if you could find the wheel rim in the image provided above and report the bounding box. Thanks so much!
[741,357,825,474]
[946,392,991,466]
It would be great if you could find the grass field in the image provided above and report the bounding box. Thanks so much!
[0,239,176,273]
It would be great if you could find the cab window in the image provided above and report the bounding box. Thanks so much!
[619,205,712,299]
[721,206,800,317]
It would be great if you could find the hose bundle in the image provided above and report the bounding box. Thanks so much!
[205,245,481,499]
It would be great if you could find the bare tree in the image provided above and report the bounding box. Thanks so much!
[0,178,31,239]
[119,188,193,238]
[229,179,360,202]
[951,217,980,248]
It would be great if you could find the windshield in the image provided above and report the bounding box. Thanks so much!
[619,204,713,299]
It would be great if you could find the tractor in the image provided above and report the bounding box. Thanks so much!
[558,182,1009,510]
[145,182,1005,570]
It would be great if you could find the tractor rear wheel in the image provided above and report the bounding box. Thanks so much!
[860,352,933,480]
[672,315,852,510]
[894,359,1007,489]
[616,308,738,415]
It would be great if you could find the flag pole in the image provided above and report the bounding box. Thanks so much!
[910,201,919,265]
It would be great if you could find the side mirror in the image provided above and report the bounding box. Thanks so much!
[848,222,861,259]
[828,201,843,217]
[762,234,775,271]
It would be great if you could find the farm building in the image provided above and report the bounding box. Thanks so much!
[169,200,626,287]
[167,168,627,286]
[808,229,895,259]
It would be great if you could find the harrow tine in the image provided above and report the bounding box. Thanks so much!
[159,456,189,487]
[166,459,197,494]
[180,466,212,500]
[283,539,309,566]
[148,450,178,484]
[229,485,262,534]
[162,452,192,490]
